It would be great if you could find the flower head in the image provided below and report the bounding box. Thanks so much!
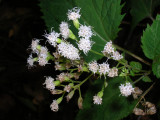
[102,41,114,55]
[78,38,93,54]
[67,7,81,21]
[108,68,118,77]
[27,54,34,67]
[59,21,70,39]
[43,76,55,90]
[99,63,110,76]
[112,51,123,60]
[88,61,99,74]
[58,42,80,60]
[93,95,102,105]
[50,100,59,112]
[119,82,134,97]
[64,85,72,93]
[31,39,39,54]
[38,47,48,66]
[44,30,60,47]
[78,25,93,38]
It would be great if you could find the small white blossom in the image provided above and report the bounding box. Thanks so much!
[64,85,72,93]
[112,51,123,60]
[78,25,93,38]
[119,82,134,97]
[102,41,114,55]
[88,61,99,74]
[99,63,110,76]
[27,54,34,67]
[108,68,118,77]
[50,100,59,112]
[67,7,81,21]
[58,42,80,60]
[31,39,39,54]
[93,95,102,105]
[78,38,93,54]
[43,76,55,90]
[44,30,60,47]
[59,22,70,39]
[38,47,48,66]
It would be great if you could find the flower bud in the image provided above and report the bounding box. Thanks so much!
[56,38,62,44]
[50,89,63,95]
[78,97,83,109]
[66,90,75,102]
[97,90,103,98]
[53,80,61,86]
[69,30,77,40]
[57,96,63,104]
[73,19,80,29]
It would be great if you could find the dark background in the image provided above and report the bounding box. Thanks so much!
[0,0,160,120]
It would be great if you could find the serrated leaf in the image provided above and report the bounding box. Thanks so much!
[152,55,160,78]
[129,0,160,29]
[129,61,142,73]
[142,76,152,82]
[76,77,137,120]
[141,15,160,59]
[39,0,124,62]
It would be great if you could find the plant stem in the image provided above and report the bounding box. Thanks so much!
[114,44,151,66]
[135,82,155,108]
[90,49,104,56]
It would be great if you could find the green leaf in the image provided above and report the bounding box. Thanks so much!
[152,55,160,78]
[142,76,152,82]
[76,77,137,120]
[39,0,124,62]
[129,61,142,73]
[129,0,160,29]
[141,15,160,59]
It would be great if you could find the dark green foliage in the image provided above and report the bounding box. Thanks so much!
[142,76,152,82]
[152,55,160,78]
[141,15,160,59]
[129,0,160,29]
[129,61,142,73]
[76,77,137,120]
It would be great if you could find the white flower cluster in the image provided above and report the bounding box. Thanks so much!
[88,61,99,74]
[58,42,80,60]
[38,47,49,66]
[43,76,55,90]
[102,41,123,60]
[50,100,59,112]
[99,63,110,76]
[119,82,134,97]
[31,39,39,54]
[59,22,70,39]
[93,95,102,105]
[108,68,118,77]
[67,7,81,21]
[44,30,60,47]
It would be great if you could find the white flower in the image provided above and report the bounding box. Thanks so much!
[88,61,99,74]
[44,30,60,47]
[112,51,123,60]
[38,47,48,66]
[78,38,93,54]
[64,85,72,93]
[99,63,110,76]
[59,22,70,39]
[50,100,59,112]
[108,68,118,77]
[27,54,34,67]
[31,39,39,54]
[102,41,114,55]
[58,42,80,60]
[78,25,93,38]
[67,7,81,21]
[43,76,55,90]
[93,95,102,105]
[119,82,134,97]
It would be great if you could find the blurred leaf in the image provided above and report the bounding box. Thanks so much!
[129,0,160,29]
[142,76,152,82]
[152,55,160,78]
[141,15,160,59]
[129,61,142,73]
[39,0,124,62]
[76,77,137,120]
